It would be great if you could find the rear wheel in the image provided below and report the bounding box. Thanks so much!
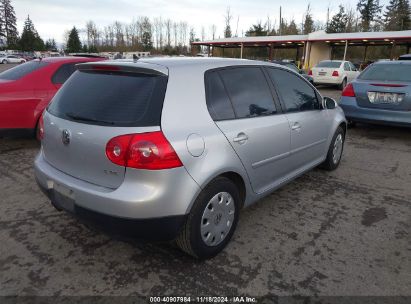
[2,60,7,64]
[176,177,240,259]
[339,78,347,90]
[320,126,345,171]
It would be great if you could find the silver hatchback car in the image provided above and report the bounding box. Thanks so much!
[35,58,347,259]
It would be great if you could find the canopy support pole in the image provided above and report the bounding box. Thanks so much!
[343,40,348,61]
[268,44,273,61]
[363,45,368,62]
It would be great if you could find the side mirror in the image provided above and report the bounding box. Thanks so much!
[323,97,338,110]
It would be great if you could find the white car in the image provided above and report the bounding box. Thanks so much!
[310,60,360,89]
[0,55,26,64]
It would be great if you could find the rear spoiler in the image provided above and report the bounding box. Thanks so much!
[76,61,168,76]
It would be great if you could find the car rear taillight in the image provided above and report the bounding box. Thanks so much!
[342,83,356,97]
[332,70,339,77]
[308,70,313,76]
[106,131,183,170]
[37,113,45,141]
[91,65,121,72]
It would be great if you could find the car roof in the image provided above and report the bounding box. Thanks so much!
[38,56,105,64]
[372,60,411,65]
[319,60,343,63]
[95,57,280,72]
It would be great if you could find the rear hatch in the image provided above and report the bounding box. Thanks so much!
[43,62,168,189]
[353,62,411,111]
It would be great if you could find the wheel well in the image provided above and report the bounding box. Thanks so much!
[339,122,347,135]
[219,172,246,208]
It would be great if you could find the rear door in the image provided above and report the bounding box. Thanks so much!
[207,67,292,194]
[267,67,332,171]
[44,66,168,189]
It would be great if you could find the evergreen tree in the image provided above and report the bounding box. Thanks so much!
[82,44,88,53]
[224,7,232,38]
[357,0,382,31]
[141,17,152,51]
[303,4,315,34]
[326,5,348,33]
[384,0,411,31]
[19,15,44,51]
[66,27,82,53]
[245,22,267,36]
[45,38,57,51]
[280,19,299,35]
[0,0,18,48]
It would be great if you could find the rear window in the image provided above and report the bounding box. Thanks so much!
[47,70,168,127]
[0,61,48,80]
[316,61,342,68]
[359,63,411,82]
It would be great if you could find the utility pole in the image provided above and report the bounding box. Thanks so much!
[279,6,282,36]
[326,6,330,30]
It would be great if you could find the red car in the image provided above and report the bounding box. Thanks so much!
[0,56,105,137]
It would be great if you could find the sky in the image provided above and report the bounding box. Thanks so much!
[13,0,391,44]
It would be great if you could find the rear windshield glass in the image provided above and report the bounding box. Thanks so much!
[284,63,299,72]
[47,70,168,127]
[359,63,411,82]
[316,61,342,68]
[0,61,48,80]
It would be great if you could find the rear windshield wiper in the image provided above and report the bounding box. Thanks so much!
[65,113,115,125]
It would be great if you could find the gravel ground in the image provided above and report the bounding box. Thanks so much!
[0,63,410,299]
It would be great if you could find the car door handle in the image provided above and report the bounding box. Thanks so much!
[233,133,249,144]
[291,122,301,131]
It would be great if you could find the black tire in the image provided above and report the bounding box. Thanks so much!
[320,126,345,171]
[339,78,347,90]
[2,60,7,64]
[176,177,241,259]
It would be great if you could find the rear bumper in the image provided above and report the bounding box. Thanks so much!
[37,182,186,240]
[34,150,201,237]
[0,128,35,138]
[340,97,411,127]
[313,76,342,85]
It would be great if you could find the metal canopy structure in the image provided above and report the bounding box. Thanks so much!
[192,30,411,67]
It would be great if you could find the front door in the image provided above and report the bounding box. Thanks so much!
[266,67,332,172]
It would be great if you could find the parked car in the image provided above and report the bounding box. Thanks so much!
[0,56,105,137]
[272,60,314,84]
[340,61,411,127]
[398,54,411,60]
[309,60,360,89]
[0,54,26,64]
[34,58,347,259]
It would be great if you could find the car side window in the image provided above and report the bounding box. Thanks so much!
[349,62,356,71]
[344,62,350,71]
[52,63,77,84]
[205,71,236,121]
[267,68,320,113]
[218,67,277,119]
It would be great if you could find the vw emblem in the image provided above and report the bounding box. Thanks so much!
[62,129,71,145]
